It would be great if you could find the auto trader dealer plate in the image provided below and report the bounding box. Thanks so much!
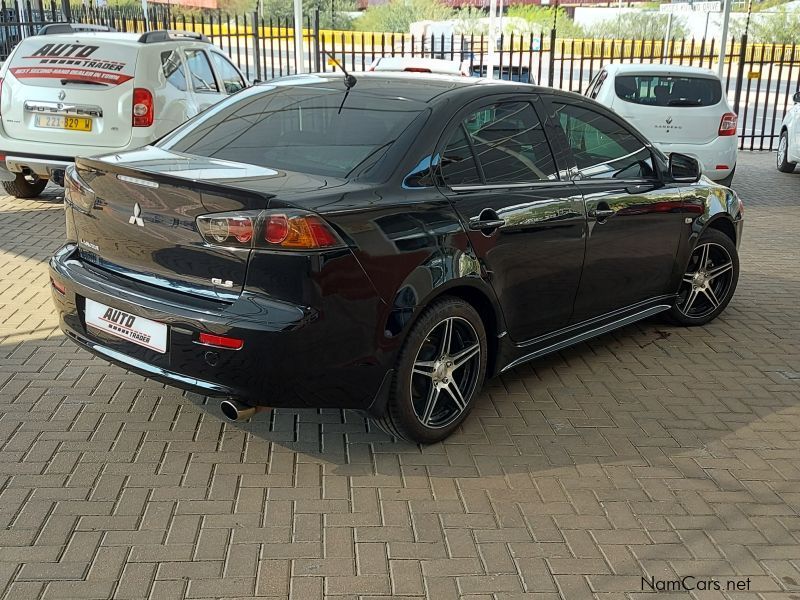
[85,298,167,353]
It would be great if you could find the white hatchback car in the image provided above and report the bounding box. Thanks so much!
[586,63,738,186]
[0,24,248,198]
[777,91,800,173]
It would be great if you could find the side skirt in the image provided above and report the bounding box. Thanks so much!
[499,302,672,374]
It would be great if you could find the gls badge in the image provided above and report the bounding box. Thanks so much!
[129,203,144,227]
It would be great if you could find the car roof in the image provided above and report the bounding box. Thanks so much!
[32,31,209,47]
[271,72,560,104]
[604,63,720,79]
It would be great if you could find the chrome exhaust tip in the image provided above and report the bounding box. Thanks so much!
[220,398,257,422]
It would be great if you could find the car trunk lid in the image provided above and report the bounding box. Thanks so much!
[71,151,276,299]
[3,35,138,148]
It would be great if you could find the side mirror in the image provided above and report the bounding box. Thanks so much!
[669,153,701,183]
[794,91,800,103]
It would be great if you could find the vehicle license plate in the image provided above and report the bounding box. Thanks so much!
[35,115,92,131]
[85,298,167,353]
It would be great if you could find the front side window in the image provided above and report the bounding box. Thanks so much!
[614,74,722,107]
[160,86,426,178]
[210,52,246,95]
[554,103,656,180]
[184,49,219,93]
[161,50,188,91]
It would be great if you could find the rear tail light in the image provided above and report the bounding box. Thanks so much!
[198,211,343,250]
[132,88,154,127]
[718,112,737,137]
[198,332,243,350]
[197,215,254,246]
[264,213,342,249]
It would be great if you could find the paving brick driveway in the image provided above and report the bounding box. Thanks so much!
[0,152,799,600]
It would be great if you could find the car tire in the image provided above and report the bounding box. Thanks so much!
[666,228,739,327]
[717,166,735,187]
[2,174,48,199]
[375,297,487,444]
[777,130,797,173]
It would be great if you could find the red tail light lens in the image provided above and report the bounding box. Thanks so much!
[132,88,154,127]
[718,112,737,137]
[263,213,342,249]
[50,276,66,295]
[197,215,254,246]
[198,332,243,350]
[198,211,343,250]
[64,165,96,211]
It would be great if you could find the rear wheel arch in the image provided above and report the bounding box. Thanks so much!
[705,215,737,246]
[414,283,502,378]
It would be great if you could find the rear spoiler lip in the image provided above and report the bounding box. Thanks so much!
[75,155,274,211]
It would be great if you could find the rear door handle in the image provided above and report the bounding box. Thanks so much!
[588,208,615,220]
[468,218,506,230]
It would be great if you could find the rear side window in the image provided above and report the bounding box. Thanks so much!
[184,49,218,93]
[440,126,481,186]
[160,86,426,178]
[555,103,656,180]
[440,101,556,186]
[615,74,722,107]
[587,70,607,99]
[210,52,246,94]
[161,50,187,91]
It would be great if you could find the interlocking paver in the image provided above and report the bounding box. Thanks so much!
[1,152,799,599]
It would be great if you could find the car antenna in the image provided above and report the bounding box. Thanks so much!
[324,51,357,115]
[324,51,357,90]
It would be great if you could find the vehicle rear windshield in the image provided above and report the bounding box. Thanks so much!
[614,74,722,107]
[159,85,426,178]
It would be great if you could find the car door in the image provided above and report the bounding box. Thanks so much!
[543,97,686,322]
[437,95,587,343]
[183,47,226,115]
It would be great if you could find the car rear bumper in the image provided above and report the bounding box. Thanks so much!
[0,132,149,182]
[49,243,391,410]
[657,137,738,181]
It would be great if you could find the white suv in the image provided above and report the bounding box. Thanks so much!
[0,24,248,198]
[586,63,738,186]
[777,91,800,174]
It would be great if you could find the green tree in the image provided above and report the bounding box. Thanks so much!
[586,11,688,40]
[353,0,454,33]
[258,0,356,29]
[506,5,585,38]
[747,6,800,43]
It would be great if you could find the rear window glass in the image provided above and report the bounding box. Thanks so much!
[160,86,426,178]
[615,75,722,107]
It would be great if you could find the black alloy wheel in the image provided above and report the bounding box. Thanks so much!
[376,297,487,443]
[668,228,739,326]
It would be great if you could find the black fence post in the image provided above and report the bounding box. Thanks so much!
[548,27,556,87]
[252,12,262,82]
[733,34,747,115]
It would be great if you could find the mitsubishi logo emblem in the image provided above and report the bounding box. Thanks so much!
[58,90,66,101]
[129,203,144,227]
[666,116,673,125]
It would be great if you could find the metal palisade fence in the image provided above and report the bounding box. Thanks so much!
[1,0,798,151]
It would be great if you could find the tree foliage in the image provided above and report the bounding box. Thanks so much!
[747,7,800,43]
[352,0,454,32]
[257,0,356,29]
[586,11,687,40]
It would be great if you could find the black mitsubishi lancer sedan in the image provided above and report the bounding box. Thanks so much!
[50,72,744,443]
